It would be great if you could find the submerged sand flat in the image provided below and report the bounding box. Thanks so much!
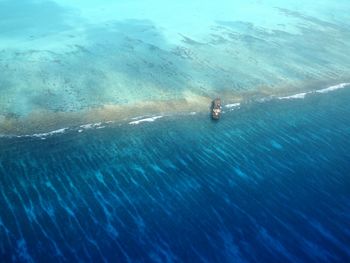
[1,0,350,134]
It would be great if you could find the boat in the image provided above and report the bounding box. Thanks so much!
[211,98,221,120]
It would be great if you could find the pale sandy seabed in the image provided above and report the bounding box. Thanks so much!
[0,0,350,135]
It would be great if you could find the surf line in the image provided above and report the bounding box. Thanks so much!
[128,116,164,125]
[278,83,350,100]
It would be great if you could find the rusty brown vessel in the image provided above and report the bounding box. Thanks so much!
[211,98,221,120]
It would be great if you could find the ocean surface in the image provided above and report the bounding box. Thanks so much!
[1,0,350,262]
[1,86,350,262]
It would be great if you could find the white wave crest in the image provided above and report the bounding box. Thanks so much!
[80,122,102,129]
[27,128,68,138]
[225,103,241,108]
[0,128,68,139]
[278,92,310,100]
[129,116,163,125]
[278,82,350,100]
[315,83,350,94]
[130,115,148,120]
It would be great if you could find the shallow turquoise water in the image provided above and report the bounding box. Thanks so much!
[1,0,350,121]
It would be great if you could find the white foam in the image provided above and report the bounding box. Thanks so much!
[1,119,116,139]
[225,103,241,108]
[129,116,163,125]
[278,82,350,100]
[130,115,148,120]
[29,128,68,138]
[315,83,350,94]
[80,122,102,129]
[278,92,310,100]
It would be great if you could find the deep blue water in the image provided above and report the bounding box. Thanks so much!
[1,89,350,263]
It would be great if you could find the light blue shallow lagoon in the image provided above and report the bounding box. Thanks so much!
[0,0,350,262]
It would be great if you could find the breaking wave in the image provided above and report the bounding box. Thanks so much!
[225,103,241,108]
[278,83,350,100]
[315,83,350,93]
[129,116,164,125]
[1,82,349,140]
